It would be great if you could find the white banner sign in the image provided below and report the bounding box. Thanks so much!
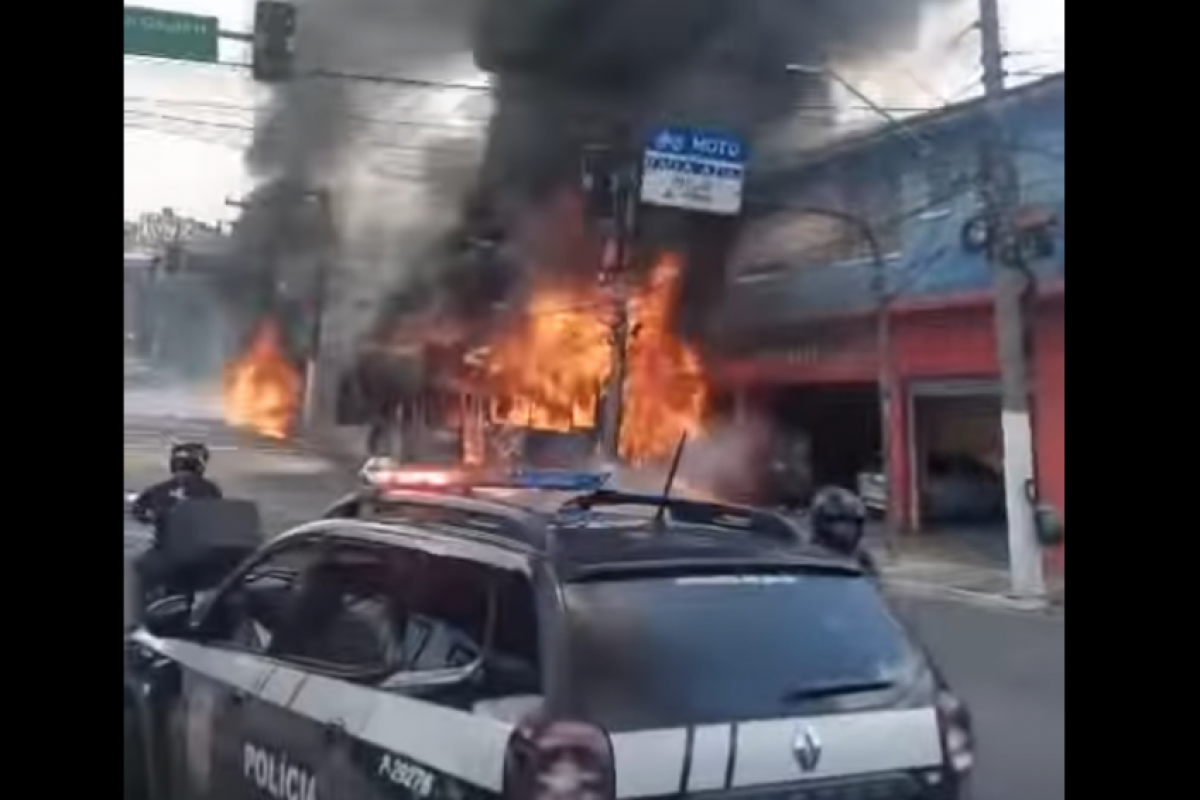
[640,127,748,215]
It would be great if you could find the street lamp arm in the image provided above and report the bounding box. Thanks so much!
[749,201,887,300]
[785,63,931,158]
[740,199,898,552]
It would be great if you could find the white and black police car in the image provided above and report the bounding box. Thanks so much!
[124,464,975,800]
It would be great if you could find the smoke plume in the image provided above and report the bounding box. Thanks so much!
[228,0,482,353]
[226,0,963,365]
[452,0,961,336]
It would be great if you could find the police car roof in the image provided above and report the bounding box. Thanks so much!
[329,485,864,579]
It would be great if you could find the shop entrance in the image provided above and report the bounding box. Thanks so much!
[910,380,1007,560]
[768,383,881,490]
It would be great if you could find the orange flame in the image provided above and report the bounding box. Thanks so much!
[483,253,707,463]
[621,254,708,461]
[222,320,302,439]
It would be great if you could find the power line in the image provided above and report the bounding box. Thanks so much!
[123,95,488,131]
[741,165,1061,300]
[123,109,483,157]
[124,53,491,92]
[309,68,489,92]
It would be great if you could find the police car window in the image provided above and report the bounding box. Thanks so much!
[397,553,542,703]
[206,540,324,652]
[207,540,417,675]
[264,545,419,673]
[402,553,491,673]
[563,571,919,731]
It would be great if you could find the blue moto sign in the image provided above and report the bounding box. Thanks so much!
[640,127,748,215]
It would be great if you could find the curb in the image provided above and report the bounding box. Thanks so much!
[883,578,1065,617]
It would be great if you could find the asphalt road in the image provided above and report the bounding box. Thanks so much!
[891,594,1065,800]
[123,377,356,531]
[123,375,1063,800]
[123,375,356,627]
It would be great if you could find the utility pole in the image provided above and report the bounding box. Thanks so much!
[978,0,1045,598]
[597,157,638,461]
[584,138,639,461]
[302,188,333,428]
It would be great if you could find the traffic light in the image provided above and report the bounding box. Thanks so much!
[252,1,297,83]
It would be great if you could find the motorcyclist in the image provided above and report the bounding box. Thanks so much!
[130,442,223,541]
[808,485,877,575]
[130,442,223,605]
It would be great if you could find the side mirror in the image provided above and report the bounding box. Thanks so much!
[1034,504,1064,546]
[143,595,193,638]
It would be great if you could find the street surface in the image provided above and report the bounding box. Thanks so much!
[891,594,1065,800]
[123,371,356,628]
[122,370,1063,800]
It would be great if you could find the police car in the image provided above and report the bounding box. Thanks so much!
[124,465,975,800]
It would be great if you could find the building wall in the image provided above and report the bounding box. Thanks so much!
[884,296,1065,525]
[714,76,1065,566]
[724,75,1064,332]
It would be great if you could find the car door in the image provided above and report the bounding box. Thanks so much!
[198,531,416,800]
[176,534,332,800]
[321,543,544,800]
[127,604,281,800]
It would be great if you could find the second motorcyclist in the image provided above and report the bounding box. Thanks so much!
[808,485,877,575]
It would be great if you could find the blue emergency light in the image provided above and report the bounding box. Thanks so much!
[503,469,611,492]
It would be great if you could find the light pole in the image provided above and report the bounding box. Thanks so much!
[761,202,898,553]
[302,188,334,428]
[774,63,936,551]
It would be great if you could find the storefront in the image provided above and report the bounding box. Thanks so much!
[717,286,1065,558]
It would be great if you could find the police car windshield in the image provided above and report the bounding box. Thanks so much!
[562,571,919,732]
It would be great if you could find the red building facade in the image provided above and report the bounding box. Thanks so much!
[717,283,1065,565]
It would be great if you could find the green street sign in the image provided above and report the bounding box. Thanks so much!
[124,6,219,63]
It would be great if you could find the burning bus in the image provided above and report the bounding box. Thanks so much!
[336,337,601,470]
[336,252,706,469]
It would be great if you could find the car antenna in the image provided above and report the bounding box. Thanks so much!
[651,432,689,529]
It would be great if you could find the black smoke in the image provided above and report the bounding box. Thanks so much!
[227,0,959,364]
[448,0,958,338]
[227,0,481,353]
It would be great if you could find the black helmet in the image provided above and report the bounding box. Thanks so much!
[170,441,210,476]
[809,486,867,555]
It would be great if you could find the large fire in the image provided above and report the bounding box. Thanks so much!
[222,320,302,439]
[483,253,708,463]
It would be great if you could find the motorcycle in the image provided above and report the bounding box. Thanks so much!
[124,491,264,628]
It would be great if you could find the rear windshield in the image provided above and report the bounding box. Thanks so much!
[563,572,919,731]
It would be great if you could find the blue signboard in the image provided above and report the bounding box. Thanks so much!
[640,127,749,215]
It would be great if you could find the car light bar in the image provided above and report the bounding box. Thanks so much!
[360,458,609,494]
[359,458,461,489]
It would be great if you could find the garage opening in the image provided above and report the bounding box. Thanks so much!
[768,383,881,490]
[911,382,1007,556]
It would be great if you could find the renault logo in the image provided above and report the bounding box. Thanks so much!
[792,726,822,773]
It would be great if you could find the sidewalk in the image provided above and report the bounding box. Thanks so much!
[867,530,1064,614]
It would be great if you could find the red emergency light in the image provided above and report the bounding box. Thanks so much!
[359,458,465,492]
